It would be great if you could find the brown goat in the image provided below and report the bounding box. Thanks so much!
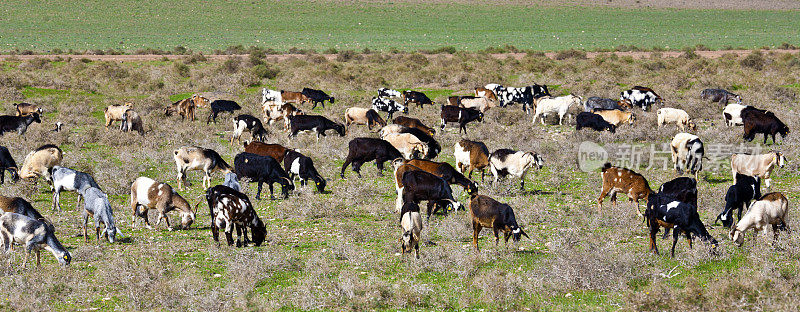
[281,90,311,106]
[243,141,290,163]
[130,177,195,230]
[596,163,653,216]
[14,103,43,117]
[392,116,435,136]
[469,194,529,251]
[453,139,490,181]
[474,87,498,103]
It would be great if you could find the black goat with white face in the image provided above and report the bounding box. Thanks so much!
[0,113,41,135]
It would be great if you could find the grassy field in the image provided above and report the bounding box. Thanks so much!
[1,1,799,52]
[0,50,799,310]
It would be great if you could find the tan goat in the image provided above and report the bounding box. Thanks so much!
[104,103,133,128]
[19,144,63,181]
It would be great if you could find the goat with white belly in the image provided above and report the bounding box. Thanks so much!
[51,166,101,212]
[730,192,790,246]
[130,177,195,230]
[174,146,233,190]
[0,213,71,268]
[488,149,544,189]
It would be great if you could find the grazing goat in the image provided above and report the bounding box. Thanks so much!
[174,146,232,190]
[400,127,440,160]
[0,196,44,221]
[372,97,407,119]
[742,108,789,144]
[383,133,429,160]
[222,172,241,192]
[120,109,144,135]
[730,192,790,246]
[262,88,282,105]
[657,108,696,132]
[13,103,43,117]
[731,151,785,189]
[234,152,294,199]
[597,163,653,216]
[716,174,761,228]
[488,149,544,189]
[620,86,661,111]
[474,87,499,103]
[584,97,631,112]
[469,194,529,251]
[19,144,63,181]
[701,88,741,104]
[207,100,242,124]
[281,90,311,106]
[595,109,635,127]
[344,107,386,130]
[206,185,266,247]
[165,97,202,121]
[341,138,403,178]
[401,90,433,108]
[401,170,462,220]
[402,159,477,193]
[283,150,326,193]
[399,202,423,259]
[81,187,118,243]
[244,142,290,163]
[645,194,718,257]
[51,166,101,212]
[378,88,402,98]
[0,213,71,268]
[130,177,195,230]
[232,114,268,144]
[440,105,483,134]
[670,133,704,179]
[302,88,335,109]
[393,116,435,135]
[576,112,616,133]
[459,96,498,113]
[288,115,345,139]
[454,139,491,181]
[0,113,41,135]
[263,103,304,129]
[531,95,582,124]
[657,177,698,238]
[0,146,19,184]
[104,103,132,128]
[723,103,748,127]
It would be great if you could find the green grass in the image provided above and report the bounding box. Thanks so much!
[2,1,799,52]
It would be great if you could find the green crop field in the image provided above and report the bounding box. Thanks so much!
[1,0,799,52]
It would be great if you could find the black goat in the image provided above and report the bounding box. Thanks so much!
[401,90,433,108]
[401,170,461,220]
[0,146,19,184]
[0,113,41,135]
[283,150,326,193]
[657,177,698,238]
[301,88,335,109]
[207,100,242,124]
[576,112,616,133]
[341,137,403,178]
[440,105,483,134]
[233,152,294,199]
[645,194,718,257]
[742,108,789,144]
[716,174,761,228]
[288,115,345,139]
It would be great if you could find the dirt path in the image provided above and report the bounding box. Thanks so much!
[0,49,795,62]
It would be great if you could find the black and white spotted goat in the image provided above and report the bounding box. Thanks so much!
[81,187,119,243]
[378,88,402,98]
[0,213,71,268]
[206,185,266,247]
[51,166,101,212]
[372,97,407,119]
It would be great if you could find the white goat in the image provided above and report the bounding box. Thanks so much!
[531,95,582,125]
[730,192,790,246]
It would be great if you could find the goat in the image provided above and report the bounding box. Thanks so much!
[0,113,41,136]
[244,142,290,163]
[51,166,101,212]
[645,194,718,257]
[130,177,195,230]
[715,174,761,228]
[19,144,63,181]
[283,150,326,193]
[206,185,266,247]
[469,194,529,251]
[207,100,242,124]
[576,112,616,133]
[233,152,294,200]
[657,108,696,132]
[488,149,544,189]
[173,146,233,190]
[0,213,71,268]
[0,195,44,221]
[393,116,435,135]
[383,133,429,160]
[341,138,403,178]
[0,146,19,184]
[13,103,43,117]
[222,172,241,192]
[401,170,462,220]
[81,187,118,243]
[344,107,386,131]
[670,133,704,179]
[104,103,132,129]
[454,139,490,181]
[440,105,483,134]
[731,151,785,189]
[232,114,268,144]
[597,163,653,216]
[399,202,422,259]
[120,109,144,135]
[730,192,790,246]
[288,115,345,139]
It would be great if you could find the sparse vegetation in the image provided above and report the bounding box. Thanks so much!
[1,48,800,310]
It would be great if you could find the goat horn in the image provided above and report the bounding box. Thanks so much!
[521,229,530,240]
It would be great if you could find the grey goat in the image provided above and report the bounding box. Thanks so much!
[82,187,119,243]
[51,166,101,212]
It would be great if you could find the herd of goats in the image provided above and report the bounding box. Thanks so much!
[0,82,792,267]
